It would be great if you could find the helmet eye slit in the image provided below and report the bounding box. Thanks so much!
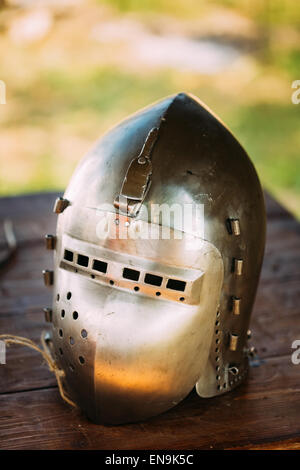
[122,267,140,282]
[166,279,186,292]
[62,248,190,302]
[92,259,108,273]
[144,273,163,287]
[77,254,89,267]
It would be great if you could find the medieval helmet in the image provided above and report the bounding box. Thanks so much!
[43,93,266,424]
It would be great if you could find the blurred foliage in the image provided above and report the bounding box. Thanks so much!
[0,0,299,218]
[101,0,300,26]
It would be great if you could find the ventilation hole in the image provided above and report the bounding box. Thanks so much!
[64,249,73,262]
[67,292,72,300]
[59,348,63,355]
[81,329,88,339]
[216,375,221,381]
[69,364,74,372]
[61,309,65,318]
[69,336,75,345]
[109,280,114,286]
[73,311,78,320]
[56,294,60,301]
[215,347,219,353]
[166,278,186,292]
[216,311,220,318]
[216,356,220,362]
[216,366,220,371]
[59,329,63,338]
[155,291,161,296]
[123,267,140,282]
[216,338,220,344]
[215,320,220,326]
[223,384,227,389]
[79,356,85,365]
[217,385,221,390]
[91,274,95,279]
[93,259,108,274]
[179,297,185,302]
[215,329,219,334]
[134,286,139,292]
[77,254,89,267]
[75,269,78,273]
[144,273,163,287]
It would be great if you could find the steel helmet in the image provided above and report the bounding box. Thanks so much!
[43,93,266,424]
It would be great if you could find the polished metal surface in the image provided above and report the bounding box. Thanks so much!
[45,92,266,424]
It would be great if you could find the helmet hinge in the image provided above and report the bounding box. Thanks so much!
[114,127,159,217]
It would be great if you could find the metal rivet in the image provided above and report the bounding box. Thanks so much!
[45,234,56,250]
[228,218,241,236]
[248,346,257,357]
[42,269,54,286]
[232,297,241,316]
[53,197,70,214]
[229,333,239,351]
[228,366,239,376]
[233,258,243,275]
[43,307,53,323]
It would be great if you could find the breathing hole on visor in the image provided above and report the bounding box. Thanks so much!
[123,268,140,282]
[93,259,108,273]
[79,356,85,365]
[77,254,89,267]
[144,273,163,287]
[166,279,186,292]
[155,291,161,297]
[59,329,63,337]
[179,297,185,302]
[61,309,65,318]
[72,311,79,320]
[81,329,88,339]
[69,337,75,345]
[134,286,139,292]
[64,249,73,262]
[67,292,72,300]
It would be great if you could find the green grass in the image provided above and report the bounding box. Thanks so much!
[100,0,300,26]
[2,65,300,217]
[1,0,299,218]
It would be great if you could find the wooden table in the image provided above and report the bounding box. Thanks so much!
[0,191,299,450]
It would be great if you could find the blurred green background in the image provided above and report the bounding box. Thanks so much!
[0,0,299,217]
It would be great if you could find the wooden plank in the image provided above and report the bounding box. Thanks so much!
[0,309,56,394]
[252,279,300,359]
[0,243,52,315]
[0,355,299,450]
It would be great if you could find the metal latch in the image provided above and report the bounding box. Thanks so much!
[114,127,159,217]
